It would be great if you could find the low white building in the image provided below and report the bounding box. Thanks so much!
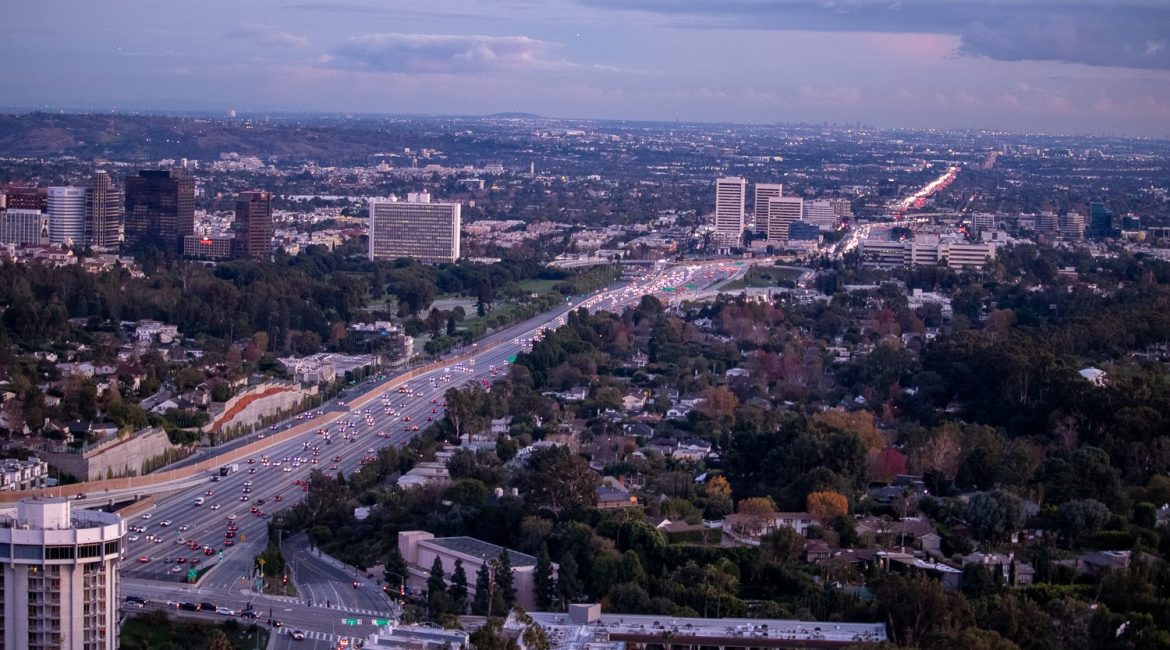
[0,457,49,491]
[398,531,551,611]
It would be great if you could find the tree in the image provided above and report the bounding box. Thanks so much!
[426,556,449,618]
[472,561,492,615]
[207,630,234,650]
[512,445,599,516]
[495,550,517,613]
[448,558,469,615]
[534,543,557,610]
[384,546,408,593]
[807,491,849,524]
[1057,499,1111,547]
[557,552,583,606]
[733,496,777,537]
[965,490,1025,546]
[698,386,738,421]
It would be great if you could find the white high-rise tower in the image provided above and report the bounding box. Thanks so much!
[48,187,86,246]
[754,183,782,234]
[714,177,746,250]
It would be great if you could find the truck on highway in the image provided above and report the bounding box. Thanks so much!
[218,464,239,477]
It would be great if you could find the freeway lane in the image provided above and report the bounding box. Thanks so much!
[115,260,738,642]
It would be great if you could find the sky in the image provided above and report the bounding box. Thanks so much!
[2,0,1169,136]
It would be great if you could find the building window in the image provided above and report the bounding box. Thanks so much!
[13,544,43,560]
[45,546,75,560]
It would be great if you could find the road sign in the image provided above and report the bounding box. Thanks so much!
[507,354,517,363]
[241,534,247,541]
[342,617,360,625]
[187,569,197,581]
[373,618,390,626]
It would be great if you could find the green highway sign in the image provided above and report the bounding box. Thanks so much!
[684,283,696,289]
[507,354,517,363]
[343,618,360,625]
[662,286,675,292]
[373,619,390,626]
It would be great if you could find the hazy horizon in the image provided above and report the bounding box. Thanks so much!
[3,0,1168,138]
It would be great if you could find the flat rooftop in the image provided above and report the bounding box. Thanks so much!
[522,611,887,648]
[428,536,536,567]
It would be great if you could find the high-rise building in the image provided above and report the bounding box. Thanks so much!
[232,191,273,259]
[714,177,746,249]
[368,195,461,264]
[1087,202,1117,240]
[1060,212,1086,239]
[765,196,803,243]
[802,200,839,231]
[84,171,123,249]
[47,187,86,246]
[0,497,125,650]
[1,186,47,212]
[0,209,50,246]
[753,183,782,234]
[124,170,195,251]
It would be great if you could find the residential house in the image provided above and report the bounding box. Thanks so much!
[490,417,513,435]
[621,393,647,412]
[961,552,1036,586]
[397,462,451,489]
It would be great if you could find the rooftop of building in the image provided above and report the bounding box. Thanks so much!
[427,536,537,567]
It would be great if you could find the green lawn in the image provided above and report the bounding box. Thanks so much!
[121,611,269,650]
[516,278,560,294]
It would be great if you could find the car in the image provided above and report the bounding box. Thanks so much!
[176,538,187,545]
[206,489,214,496]
[248,458,256,464]
[200,602,217,612]
[137,556,150,563]
[223,539,235,546]
[227,514,237,520]
[204,547,215,555]
[271,620,283,628]
[210,504,221,510]
[273,495,282,501]
[141,514,152,520]
[128,535,139,542]
[240,610,259,620]
[240,495,249,501]
[291,630,305,640]
[217,606,236,616]
[283,467,292,473]
[225,531,235,538]
[159,520,172,527]
[170,565,182,573]
[178,525,190,532]
[125,595,149,605]
[176,557,186,564]
[154,538,164,544]
[250,507,259,514]
[249,468,257,474]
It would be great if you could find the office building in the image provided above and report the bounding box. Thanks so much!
[183,234,234,260]
[124,170,195,251]
[861,237,996,269]
[231,191,273,259]
[0,209,50,246]
[713,177,746,249]
[399,531,550,611]
[1088,202,1117,239]
[368,195,460,264]
[802,199,844,231]
[1036,212,1060,235]
[0,497,125,650]
[1060,212,1086,239]
[48,187,86,246]
[765,196,803,243]
[84,171,123,249]
[753,183,782,234]
[1,186,47,212]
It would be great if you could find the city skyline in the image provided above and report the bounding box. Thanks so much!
[2,0,1168,137]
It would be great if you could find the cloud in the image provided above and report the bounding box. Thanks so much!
[225,24,310,49]
[572,0,1170,70]
[329,33,561,73]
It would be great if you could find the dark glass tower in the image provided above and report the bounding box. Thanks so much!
[232,191,273,259]
[124,170,195,251]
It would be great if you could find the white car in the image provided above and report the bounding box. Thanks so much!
[170,565,182,573]
[210,504,221,510]
[217,606,236,616]
[291,630,307,640]
[141,514,152,520]
[128,535,140,542]
[159,520,172,527]
[178,525,189,531]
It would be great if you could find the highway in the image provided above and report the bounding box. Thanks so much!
[115,260,740,646]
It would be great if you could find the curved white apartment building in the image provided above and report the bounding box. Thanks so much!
[0,498,125,650]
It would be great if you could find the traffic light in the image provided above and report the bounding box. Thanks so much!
[282,575,288,586]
